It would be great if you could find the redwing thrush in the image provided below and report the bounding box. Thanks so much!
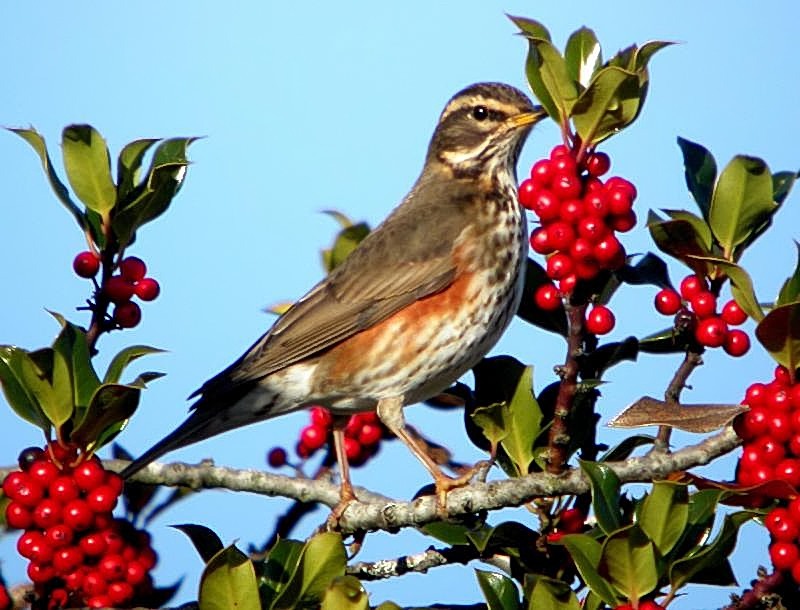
[122,82,545,512]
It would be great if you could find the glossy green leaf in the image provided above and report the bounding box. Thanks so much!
[16,348,71,428]
[572,66,640,144]
[583,591,607,610]
[62,125,117,215]
[470,522,539,558]
[259,538,305,608]
[502,364,540,476]
[600,435,655,462]
[580,461,622,534]
[70,383,140,446]
[321,576,369,610]
[773,170,799,205]
[677,137,717,219]
[669,511,754,590]
[272,532,346,609]
[50,314,100,408]
[777,243,800,306]
[639,481,689,555]
[637,325,691,354]
[606,44,636,70]
[663,210,713,250]
[421,521,471,546]
[565,27,602,87]
[476,569,520,610]
[104,345,165,384]
[709,155,775,256]
[755,302,800,372]
[647,211,712,275]
[172,524,224,563]
[471,402,510,449]
[508,15,551,41]
[615,252,672,289]
[560,534,618,606]
[198,544,260,610]
[633,41,675,72]
[149,136,199,176]
[321,222,370,273]
[516,258,568,336]
[525,576,581,610]
[525,38,578,125]
[7,127,85,229]
[117,138,159,201]
[600,526,658,601]
[688,256,763,322]
[0,345,50,430]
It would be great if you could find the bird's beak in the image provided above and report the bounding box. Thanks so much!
[509,106,548,128]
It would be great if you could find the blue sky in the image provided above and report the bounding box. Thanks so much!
[1,2,800,607]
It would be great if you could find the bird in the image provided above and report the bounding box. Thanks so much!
[121,82,546,515]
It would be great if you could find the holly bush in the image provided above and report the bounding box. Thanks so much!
[2,16,800,610]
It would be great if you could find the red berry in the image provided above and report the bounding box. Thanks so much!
[134,277,160,301]
[724,329,750,357]
[63,499,94,531]
[108,581,135,605]
[64,567,87,591]
[559,198,584,224]
[99,553,127,581]
[605,176,637,200]
[82,571,108,597]
[721,299,747,325]
[788,497,800,524]
[535,284,561,311]
[267,447,288,468]
[610,210,636,232]
[310,406,333,429]
[530,159,553,187]
[18,531,53,563]
[639,602,665,610]
[344,437,362,461]
[576,216,608,243]
[586,305,615,335]
[73,251,101,278]
[87,595,112,609]
[754,436,786,465]
[559,274,577,295]
[530,190,561,222]
[585,152,610,177]
[106,472,124,495]
[550,144,571,159]
[546,253,574,280]
[114,301,142,328]
[8,477,44,508]
[44,524,74,549]
[28,460,59,487]
[2,471,27,498]
[689,291,717,318]
[295,441,311,459]
[73,460,107,492]
[518,179,537,209]
[694,317,728,348]
[792,561,800,585]
[654,289,682,315]
[769,412,794,443]
[80,532,108,557]
[547,221,576,251]
[300,425,327,451]
[680,275,707,300]
[125,560,147,585]
[593,235,625,268]
[5,501,33,529]
[27,561,56,584]
[53,546,85,575]
[775,458,800,487]
[789,434,800,457]
[119,256,147,282]
[105,275,136,303]
[86,485,119,513]
[583,191,608,217]
[137,545,158,570]
[551,154,577,176]
[529,227,553,255]
[49,476,80,504]
[776,365,794,385]
[33,498,63,529]
[745,383,768,407]
[358,423,383,446]
[735,406,770,441]
[558,508,585,533]
[769,387,792,411]
[770,541,800,571]
[607,188,634,215]
[551,172,582,200]
[584,176,604,193]
[574,258,600,280]
[569,238,594,262]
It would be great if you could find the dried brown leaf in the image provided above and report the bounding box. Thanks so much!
[608,396,747,433]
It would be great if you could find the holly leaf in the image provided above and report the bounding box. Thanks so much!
[70,383,141,447]
[755,302,800,373]
[321,576,369,610]
[117,138,159,202]
[572,66,640,145]
[62,125,117,216]
[777,242,800,307]
[676,137,717,219]
[686,255,763,322]
[639,481,689,555]
[198,545,259,610]
[104,345,165,384]
[647,210,713,275]
[525,576,581,610]
[564,27,602,87]
[476,569,520,610]
[599,525,658,601]
[580,461,622,535]
[560,534,619,606]
[0,345,51,431]
[524,38,578,125]
[172,524,224,563]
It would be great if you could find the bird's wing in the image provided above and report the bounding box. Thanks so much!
[192,174,477,401]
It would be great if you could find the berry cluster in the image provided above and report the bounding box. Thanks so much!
[72,253,160,329]
[653,274,750,356]
[521,145,636,293]
[3,445,157,608]
[545,507,585,543]
[268,407,390,469]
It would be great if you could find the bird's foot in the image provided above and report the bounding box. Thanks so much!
[326,487,358,530]
[433,462,489,515]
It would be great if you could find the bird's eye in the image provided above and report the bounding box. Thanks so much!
[472,105,488,121]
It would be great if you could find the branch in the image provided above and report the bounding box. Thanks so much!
[9,426,731,536]
[656,349,704,450]
[347,545,500,581]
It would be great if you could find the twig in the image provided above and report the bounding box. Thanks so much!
[347,546,485,581]
[655,350,704,451]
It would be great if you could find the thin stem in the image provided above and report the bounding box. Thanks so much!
[654,349,704,451]
[546,301,586,474]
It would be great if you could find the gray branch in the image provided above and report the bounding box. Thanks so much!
[0,427,740,536]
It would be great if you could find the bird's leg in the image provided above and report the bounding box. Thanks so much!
[328,421,357,525]
[377,396,473,515]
